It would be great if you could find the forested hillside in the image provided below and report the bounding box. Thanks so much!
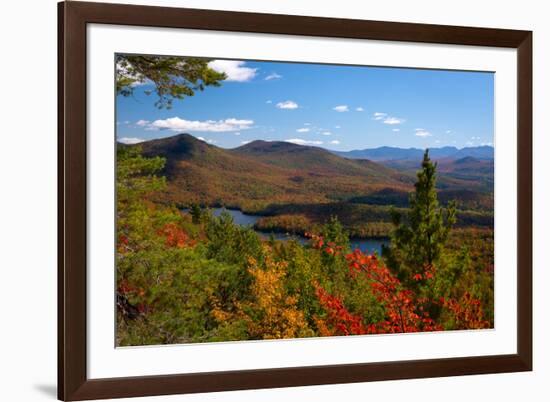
[129,134,493,238]
[116,146,494,346]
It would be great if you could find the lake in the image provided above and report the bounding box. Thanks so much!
[192,208,389,255]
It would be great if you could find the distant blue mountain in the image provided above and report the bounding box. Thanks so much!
[451,146,495,160]
[334,145,494,161]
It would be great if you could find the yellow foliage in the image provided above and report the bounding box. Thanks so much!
[212,247,310,340]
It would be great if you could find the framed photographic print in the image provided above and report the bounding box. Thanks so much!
[58,1,532,400]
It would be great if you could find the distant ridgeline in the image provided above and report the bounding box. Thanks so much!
[333,145,494,162]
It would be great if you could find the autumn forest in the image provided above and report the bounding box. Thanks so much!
[115,55,494,346]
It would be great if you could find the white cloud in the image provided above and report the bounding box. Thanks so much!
[415,128,432,137]
[373,112,404,125]
[196,137,216,144]
[266,100,272,104]
[330,140,341,145]
[392,128,400,132]
[304,123,311,126]
[321,131,332,136]
[241,140,252,145]
[285,138,323,146]
[276,100,299,109]
[481,142,494,146]
[144,117,254,132]
[265,72,282,80]
[333,105,349,112]
[118,137,145,144]
[234,132,241,136]
[356,107,364,112]
[335,125,341,129]
[435,140,441,144]
[446,130,452,134]
[466,141,474,146]
[383,117,405,125]
[471,136,481,140]
[296,127,310,133]
[136,119,150,127]
[208,60,257,82]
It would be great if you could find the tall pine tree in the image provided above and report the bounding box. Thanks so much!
[383,150,457,286]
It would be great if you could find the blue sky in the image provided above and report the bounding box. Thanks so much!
[116,59,494,151]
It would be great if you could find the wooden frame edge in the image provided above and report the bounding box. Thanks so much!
[57,1,65,400]
[516,31,533,371]
[58,1,533,400]
[65,354,531,401]
[59,1,88,399]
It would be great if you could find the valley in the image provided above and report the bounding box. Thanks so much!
[133,133,494,239]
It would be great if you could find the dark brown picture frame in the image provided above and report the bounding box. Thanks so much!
[58,1,532,400]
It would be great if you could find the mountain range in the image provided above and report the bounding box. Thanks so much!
[129,133,493,212]
[334,145,494,162]
[136,134,411,210]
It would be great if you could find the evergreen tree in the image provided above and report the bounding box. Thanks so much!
[321,216,350,251]
[116,145,166,222]
[189,203,203,224]
[383,150,457,285]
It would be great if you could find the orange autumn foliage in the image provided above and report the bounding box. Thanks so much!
[314,238,445,335]
[444,292,491,329]
[314,285,373,336]
[157,223,195,248]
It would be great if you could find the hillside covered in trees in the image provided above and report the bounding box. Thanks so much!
[131,133,493,239]
[115,54,494,346]
[116,146,494,346]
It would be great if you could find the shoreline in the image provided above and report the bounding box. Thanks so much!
[180,205,391,241]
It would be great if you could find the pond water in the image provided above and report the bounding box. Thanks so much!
[187,207,389,255]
